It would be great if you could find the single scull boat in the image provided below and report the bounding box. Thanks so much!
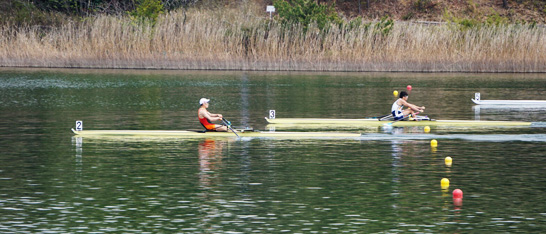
[471,99,546,105]
[71,128,362,138]
[265,117,534,127]
[472,92,546,105]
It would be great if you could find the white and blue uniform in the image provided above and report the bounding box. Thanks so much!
[391,99,404,120]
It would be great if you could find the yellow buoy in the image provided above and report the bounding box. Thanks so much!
[424,126,431,133]
[393,90,398,97]
[441,178,450,187]
[430,139,438,147]
[445,156,453,166]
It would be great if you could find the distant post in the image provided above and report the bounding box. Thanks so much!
[266,5,275,19]
[269,110,276,119]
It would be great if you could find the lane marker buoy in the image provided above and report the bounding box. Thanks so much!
[445,156,452,166]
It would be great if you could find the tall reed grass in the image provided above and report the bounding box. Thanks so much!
[1,6,545,72]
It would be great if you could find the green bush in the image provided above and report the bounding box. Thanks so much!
[129,0,164,24]
[273,0,341,31]
[443,9,480,30]
[485,10,509,26]
[374,16,394,36]
[443,8,512,31]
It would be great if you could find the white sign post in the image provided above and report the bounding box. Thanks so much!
[266,5,275,19]
[75,120,83,131]
[474,92,481,101]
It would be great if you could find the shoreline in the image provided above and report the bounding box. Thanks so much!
[1,59,545,73]
[4,67,546,77]
[1,66,545,74]
[1,9,545,73]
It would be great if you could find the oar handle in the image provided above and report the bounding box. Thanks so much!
[222,118,231,126]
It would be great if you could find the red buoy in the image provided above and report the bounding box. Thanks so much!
[453,189,463,199]
[407,85,412,91]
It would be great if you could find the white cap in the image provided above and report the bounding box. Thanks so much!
[199,98,210,105]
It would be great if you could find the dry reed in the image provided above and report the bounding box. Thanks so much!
[0,6,545,72]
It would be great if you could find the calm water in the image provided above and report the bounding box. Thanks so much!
[1,68,546,233]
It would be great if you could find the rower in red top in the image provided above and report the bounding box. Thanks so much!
[198,98,228,132]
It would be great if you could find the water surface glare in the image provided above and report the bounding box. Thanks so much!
[0,68,545,233]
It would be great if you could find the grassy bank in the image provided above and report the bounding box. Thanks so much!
[1,6,545,72]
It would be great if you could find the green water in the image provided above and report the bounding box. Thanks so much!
[1,68,545,233]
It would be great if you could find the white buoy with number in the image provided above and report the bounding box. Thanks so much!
[75,120,83,131]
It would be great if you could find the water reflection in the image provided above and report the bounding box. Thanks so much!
[197,139,225,232]
[472,105,546,122]
[72,136,83,195]
[239,73,251,128]
[198,139,225,189]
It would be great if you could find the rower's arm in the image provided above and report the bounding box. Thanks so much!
[401,99,425,112]
[201,110,222,122]
[206,111,223,121]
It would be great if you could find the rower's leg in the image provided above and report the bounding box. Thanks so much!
[403,109,412,119]
[215,125,228,132]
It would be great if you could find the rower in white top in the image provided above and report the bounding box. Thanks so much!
[391,91,426,121]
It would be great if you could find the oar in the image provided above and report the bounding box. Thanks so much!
[222,117,239,138]
[366,114,392,119]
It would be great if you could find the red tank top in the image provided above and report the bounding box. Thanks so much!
[199,110,216,130]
